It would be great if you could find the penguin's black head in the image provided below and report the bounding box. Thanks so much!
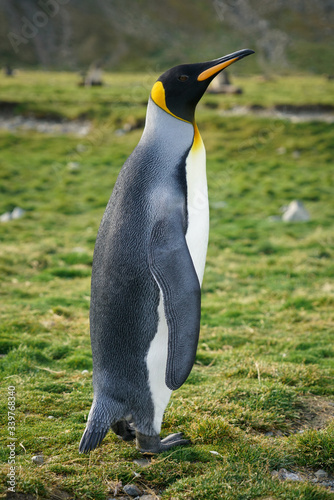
[151,49,254,123]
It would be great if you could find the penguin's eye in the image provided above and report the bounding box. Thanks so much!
[178,75,189,82]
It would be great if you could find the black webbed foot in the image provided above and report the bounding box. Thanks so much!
[136,431,190,454]
[111,420,136,441]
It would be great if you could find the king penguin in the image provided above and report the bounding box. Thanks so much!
[79,48,254,455]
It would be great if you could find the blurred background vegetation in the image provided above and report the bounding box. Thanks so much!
[0,0,333,74]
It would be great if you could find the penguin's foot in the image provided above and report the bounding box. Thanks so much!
[111,420,136,441]
[136,432,190,454]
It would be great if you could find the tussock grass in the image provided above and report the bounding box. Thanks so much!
[0,71,333,499]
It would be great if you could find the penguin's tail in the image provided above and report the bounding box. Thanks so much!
[79,398,122,453]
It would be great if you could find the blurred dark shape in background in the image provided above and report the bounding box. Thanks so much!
[207,71,243,94]
[3,63,14,76]
[78,61,104,86]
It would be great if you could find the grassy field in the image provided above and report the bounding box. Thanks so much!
[0,70,334,500]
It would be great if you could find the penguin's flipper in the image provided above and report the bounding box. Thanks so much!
[149,218,201,391]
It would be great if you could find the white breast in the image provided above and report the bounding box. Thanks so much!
[185,130,209,285]
[145,113,208,434]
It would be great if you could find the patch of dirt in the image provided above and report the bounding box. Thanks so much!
[293,395,334,432]
[257,395,334,438]
[0,115,90,136]
[220,104,334,123]
[274,103,334,114]
[6,494,38,500]
[6,490,73,500]
[0,101,19,114]
[271,467,334,493]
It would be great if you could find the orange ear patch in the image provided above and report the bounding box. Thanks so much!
[151,81,169,115]
[151,81,190,123]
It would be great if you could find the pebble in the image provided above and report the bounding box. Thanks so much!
[32,454,44,464]
[81,370,89,374]
[140,496,157,500]
[12,207,25,219]
[123,484,141,496]
[0,212,12,222]
[0,207,25,222]
[282,200,310,222]
[315,469,328,479]
[277,468,304,482]
[276,146,287,155]
[133,458,151,467]
[67,161,80,171]
[48,415,55,419]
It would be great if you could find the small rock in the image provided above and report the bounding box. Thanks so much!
[67,161,80,171]
[278,468,304,482]
[282,200,310,222]
[32,454,44,464]
[140,496,157,500]
[81,370,89,374]
[315,469,328,479]
[11,207,25,219]
[133,458,151,467]
[0,211,12,222]
[276,146,287,155]
[123,484,141,496]
[123,123,133,132]
[265,431,274,437]
[48,415,55,419]
[210,201,227,209]
[292,150,301,159]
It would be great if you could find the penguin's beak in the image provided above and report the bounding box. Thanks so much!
[197,49,254,81]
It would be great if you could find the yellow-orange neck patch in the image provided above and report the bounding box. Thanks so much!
[192,123,204,152]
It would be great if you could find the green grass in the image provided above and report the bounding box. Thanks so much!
[0,71,333,499]
[1,71,333,120]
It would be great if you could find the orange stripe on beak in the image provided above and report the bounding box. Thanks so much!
[197,57,239,81]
